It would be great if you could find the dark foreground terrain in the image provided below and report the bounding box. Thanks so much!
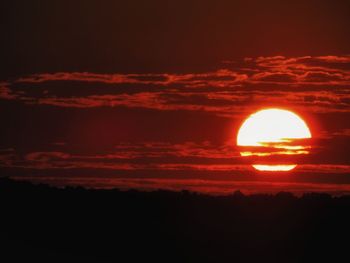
[1,177,350,263]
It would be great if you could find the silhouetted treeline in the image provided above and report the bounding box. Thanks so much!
[1,177,350,263]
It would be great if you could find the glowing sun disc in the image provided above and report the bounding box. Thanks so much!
[252,164,297,171]
[237,108,311,171]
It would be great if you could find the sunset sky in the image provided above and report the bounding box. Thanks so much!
[1,0,350,195]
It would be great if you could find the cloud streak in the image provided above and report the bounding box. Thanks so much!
[1,56,349,117]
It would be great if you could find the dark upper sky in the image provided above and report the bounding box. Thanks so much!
[2,0,350,77]
[1,0,350,195]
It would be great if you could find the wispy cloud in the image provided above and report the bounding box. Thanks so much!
[1,56,349,117]
[0,82,17,100]
[16,70,248,88]
[1,141,349,174]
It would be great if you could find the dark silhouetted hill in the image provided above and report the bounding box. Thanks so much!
[0,177,350,263]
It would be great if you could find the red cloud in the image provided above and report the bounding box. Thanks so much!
[16,70,248,88]
[26,152,71,162]
[0,82,17,100]
[0,56,349,116]
[315,56,350,63]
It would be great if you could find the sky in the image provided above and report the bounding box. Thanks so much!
[1,0,350,195]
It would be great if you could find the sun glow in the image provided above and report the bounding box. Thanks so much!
[237,108,311,171]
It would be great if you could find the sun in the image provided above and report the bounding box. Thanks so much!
[237,108,311,171]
